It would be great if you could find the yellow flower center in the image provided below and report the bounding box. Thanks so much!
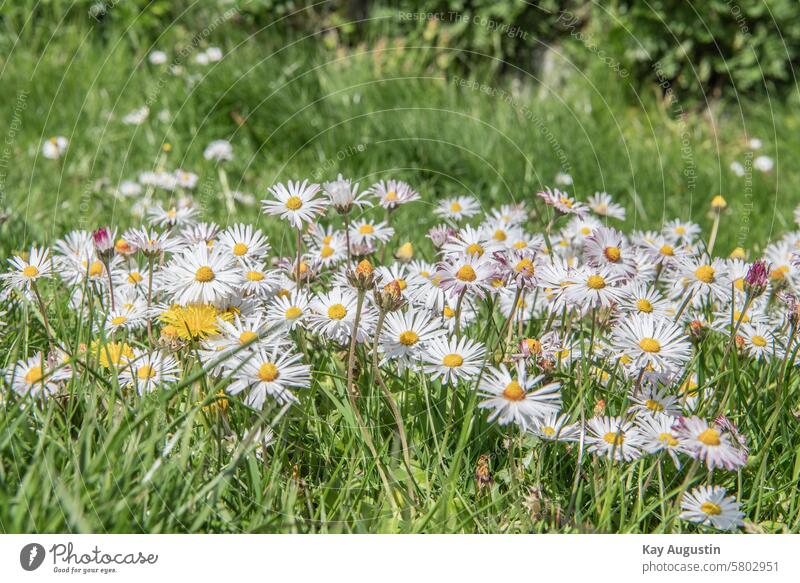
[320,245,334,258]
[285,196,303,210]
[638,337,661,353]
[700,502,722,516]
[580,227,591,235]
[636,299,654,313]
[675,226,686,235]
[385,190,397,201]
[751,334,767,347]
[734,278,744,291]
[128,271,143,284]
[443,306,455,318]
[542,426,556,437]
[645,399,664,412]
[22,265,39,278]
[456,265,477,282]
[167,209,177,219]
[359,224,374,235]
[587,275,606,289]
[450,201,463,213]
[258,362,279,382]
[493,229,507,242]
[603,432,624,446]
[111,315,128,326]
[502,380,526,401]
[604,246,621,262]
[137,365,156,381]
[694,265,715,284]
[658,433,679,447]
[195,266,215,282]
[442,353,464,367]
[559,196,574,208]
[697,428,721,446]
[89,261,104,278]
[515,258,534,276]
[327,303,347,320]
[466,243,484,257]
[399,330,419,346]
[659,244,674,256]
[513,240,527,249]
[25,366,44,384]
[239,331,258,344]
[771,265,789,280]
[246,270,264,282]
[394,278,407,290]
[233,242,249,256]
[284,306,302,319]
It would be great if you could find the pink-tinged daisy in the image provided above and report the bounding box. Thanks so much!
[368,179,419,210]
[587,191,626,220]
[612,314,691,373]
[680,486,745,531]
[224,346,311,408]
[584,227,637,280]
[261,180,326,229]
[477,362,561,430]
[674,416,747,471]
[323,174,371,214]
[163,244,241,305]
[435,253,496,299]
[422,335,486,386]
[585,416,645,462]
[536,186,587,216]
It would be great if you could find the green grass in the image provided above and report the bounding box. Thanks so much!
[1,8,800,533]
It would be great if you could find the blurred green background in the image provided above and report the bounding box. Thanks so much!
[1,0,798,254]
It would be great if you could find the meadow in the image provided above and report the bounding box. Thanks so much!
[1,5,799,533]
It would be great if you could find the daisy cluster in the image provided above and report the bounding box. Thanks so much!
[4,158,795,531]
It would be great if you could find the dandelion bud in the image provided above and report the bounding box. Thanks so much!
[92,227,114,259]
[744,259,769,297]
[710,194,727,210]
[346,259,377,291]
[395,242,413,262]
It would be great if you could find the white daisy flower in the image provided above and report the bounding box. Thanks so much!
[753,155,773,172]
[441,225,498,259]
[672,255,731,307]
[147,204,199,229]
[435,196,481,222]
[368,179,419,210]
[529,412,581,442]
[662,219,701,245]
[477,362,561,429]
[612,314,691,373]
[266,291,311,331]
[163,244,241,305]
[4,353,70,399]
[536,187,587,216]
[204,139,233,162]
[148,50,168,65]
[42,136,68,159]
[618,283,669,317]
[174,169,199,189]
[348,219,395,246]
[565,264,627,309]
[628,382,682,418]
[119,351,180,395]
[308,288,375,344]
[217,223,270,262]
[737,322,779,360]
[585,416,644,462]
[435,253,496,299]
[422,335,486,386]
[224,346,311,408]
[379,307,446,369]
[587,191,626,220]
[584,226,636,280]
[635,414,685,469]
[323,174,371,214]
[122,106,149,126]
[674,416,747,471]
[2,246,52,291]
[262,180,326,229]
[680,486,745,531]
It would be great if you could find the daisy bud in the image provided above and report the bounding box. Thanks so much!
[688,319,706,341]
[734,334,746,351]
[743,259,769,297]
[114,238,136,256]
[428,224,454,249]
[710,194,727,210]
[593,399,606,417]
[395,241,413,262]
[729,247,746,260]
[346,259,377,291]
[92,227,114,259]
[374,280,405,312]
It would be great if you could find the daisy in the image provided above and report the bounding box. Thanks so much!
[201,314,284,373]
[529,413,581,442]
[536,187,587,216]
[179,222,219,248]
[628,382,682,418]
[118,351,180,395]
[217,223,270,262]
[262,180,326,229]
[148,50,167,65]
[163,244,240,305]
[125,226,178,258]
[680,486,745,531]
[42,136,68,159]
[565,265,627,309]
[224,346,311,408]
[674,416,747,470]
[672,255,731,307]
[323,174,371,214]
[477,363,561,429]
[662,219,701,245]
[585,416,644,462]
[147,204,199,229]
[587,192,626,220]
[308,288,374,344]
[174,169,199,189]
[738,322,779,360]
[753,155,774,172]
[368,179,419,210]
[308,234,347,267]
[612,314,691,373]
[101,302,149,333]
[422,335,486,386]
[635,414,686,469]
[441,225,497,259]
[554,172,573,186]
[485,204,527,229]
[435,196,481,222]
[348,219,395,247]
[584,227,636,280]
[435,253,496,299]
[2,246,52,291]
[204,139,233,162]
[379,307,446,369]
[618,283,670,318]
[266,290,311,331]
[4,353,70,399]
